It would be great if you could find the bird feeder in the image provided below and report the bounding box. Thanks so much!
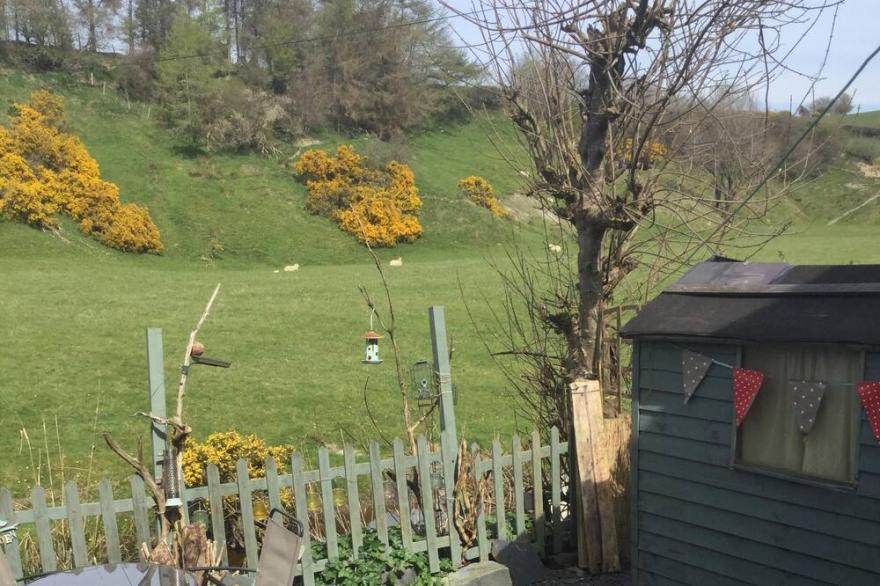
[410,360,435,401]
[162,447,182,508]
[362,330,383,364]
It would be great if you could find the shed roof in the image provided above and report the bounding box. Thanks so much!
[620,258,880,346]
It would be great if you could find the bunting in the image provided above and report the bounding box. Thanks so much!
[789,380,827,434]
[733,368,764,426]
[682,350,713,404]
[858,381,880,442]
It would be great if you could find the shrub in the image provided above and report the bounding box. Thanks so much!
[182,430,294,487]
[316,526,453,585]
[294,145,423,247]
[0,91,163,253]
[457,175,507,218]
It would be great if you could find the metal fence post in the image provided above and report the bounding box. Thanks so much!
[429,307,457,460]
[146,328,167,482]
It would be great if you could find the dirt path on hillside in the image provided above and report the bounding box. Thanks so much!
[827,193,880,225]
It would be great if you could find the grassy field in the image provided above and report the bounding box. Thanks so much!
[2,67,880,492]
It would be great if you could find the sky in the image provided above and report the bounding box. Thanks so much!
[439,0,880,112]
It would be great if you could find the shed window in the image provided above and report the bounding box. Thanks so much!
[735,344,861,484]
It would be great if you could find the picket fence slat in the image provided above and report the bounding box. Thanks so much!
[2,431,577,578]
[343,446,363,558]
[130,475,151,557]
[1,487,22,579]
[392,439,413,551]
[441,428,462,569]
[236,459,259,570]
[318,447,338,561]
[206,464,228,566]
[370,442,389,548]
[417,435,440,572]
[473,445,488,562]
[291,453,315,586]
[512,435,526,537]
[64,482,88,568]
[492,438,506,542]
[99,479,122,564]
[532,429,546,557]
[32,485,56,573]
[265,457,283,517]
[550,426,562,554]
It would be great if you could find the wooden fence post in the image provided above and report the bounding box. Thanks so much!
[570,378,619,573]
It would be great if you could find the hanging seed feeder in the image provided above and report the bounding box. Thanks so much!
[362,330,383,364]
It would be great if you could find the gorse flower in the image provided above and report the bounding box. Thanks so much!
[457,175,507,218]
[294,145,422,247]
[0,90,163,253]
[182,431,294,487]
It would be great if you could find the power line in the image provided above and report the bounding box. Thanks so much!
[688,41,880,265]
[154,9,481,64]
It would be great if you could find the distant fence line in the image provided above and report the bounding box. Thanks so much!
[0,426,628,583]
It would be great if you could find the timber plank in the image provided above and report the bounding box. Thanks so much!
[639,466,880,547]
[639,529,825,586]
[639,388,730,423]
[639,451,880,521]
[639,411,730,445]
[638,432,730,467]
[640,369,732,401]
[640,488,880,577]
[641,513,876,585]
[638,552,744,586]
[639,341,738,370]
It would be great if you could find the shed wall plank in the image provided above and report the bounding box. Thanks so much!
[639,450,880,520]
[638,411,729,445]
[639,388,730,423]
[639,527,827,586]
[639,464,880,547]
[640,489,880,578]
[638,552,745,586]
[638,432,729,467]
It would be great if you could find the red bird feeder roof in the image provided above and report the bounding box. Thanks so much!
[362,330,383,340]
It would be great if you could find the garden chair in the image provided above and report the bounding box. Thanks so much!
[192,508,304,586]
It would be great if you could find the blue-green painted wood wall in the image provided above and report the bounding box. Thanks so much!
[632,339,880,586]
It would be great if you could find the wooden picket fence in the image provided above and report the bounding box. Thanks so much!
[0,427,583,583]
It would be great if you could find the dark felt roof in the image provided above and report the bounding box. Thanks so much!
[620,259,880,345]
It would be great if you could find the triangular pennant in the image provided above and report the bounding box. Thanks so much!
[789,380,827,434]
[858,381,880,443]
[682,350,713,404]
[733,368,764,426]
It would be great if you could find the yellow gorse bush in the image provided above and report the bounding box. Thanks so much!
[457,175,507,218]
[0,91,163,253]
[294,145,422,247]
[619,137,668,169]
[182,430,295,488]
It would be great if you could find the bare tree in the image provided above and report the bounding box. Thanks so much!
[449,0,833,412]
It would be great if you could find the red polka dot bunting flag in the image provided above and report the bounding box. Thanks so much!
[733,368,764,427]
[858,381,880,442]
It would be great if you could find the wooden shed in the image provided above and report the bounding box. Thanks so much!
[620,258,880,585]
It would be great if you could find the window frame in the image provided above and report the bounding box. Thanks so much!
[728,343,864,491]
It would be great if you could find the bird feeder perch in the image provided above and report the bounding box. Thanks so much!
[362,330,383,364]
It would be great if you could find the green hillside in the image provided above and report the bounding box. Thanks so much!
[3,68,880,490]
[0,68,538,266]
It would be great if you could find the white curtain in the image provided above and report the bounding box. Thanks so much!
[738,344,862,483]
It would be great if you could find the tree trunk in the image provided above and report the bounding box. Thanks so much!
[574,214,607,377]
